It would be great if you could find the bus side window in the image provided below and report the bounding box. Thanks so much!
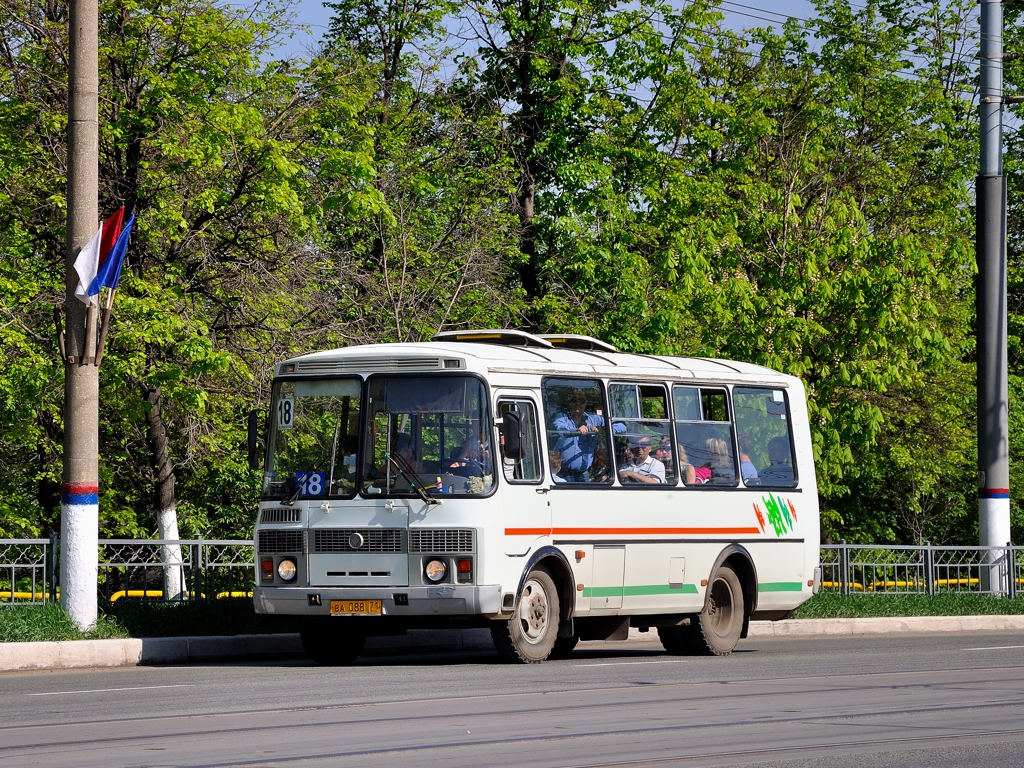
[498,399,542,482]
[733,387,797,487]
[673,385,736,487]
[609,381,675,486]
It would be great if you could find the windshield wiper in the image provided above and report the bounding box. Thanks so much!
[282,470,313,505]
[385,452,439,505]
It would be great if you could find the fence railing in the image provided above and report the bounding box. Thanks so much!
[2,539,1022,605]
[0,537,254,605]
[820,542,1022,598]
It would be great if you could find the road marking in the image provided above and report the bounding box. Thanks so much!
[27,684,194,696]
[964,645,1024,651]
[578,659,691,667]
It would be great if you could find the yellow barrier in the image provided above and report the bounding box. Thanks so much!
[3,590,255,602]
[108,590,207,601]
[868,580,931,591]
[820,581,866,591]
[0,591,52,601]
[934,578,980,588]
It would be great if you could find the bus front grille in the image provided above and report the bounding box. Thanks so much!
[260,507,301,524]
[409,529,475,553]
[258,529,306,553]
[313,528,404,553]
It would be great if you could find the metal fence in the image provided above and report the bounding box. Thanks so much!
[820,542,1023,598]
[2,538,1023,605]
[0,537,254,605]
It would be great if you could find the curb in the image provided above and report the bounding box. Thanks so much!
[5,616,1024,672]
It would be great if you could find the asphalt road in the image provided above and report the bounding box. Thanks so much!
[2,626,1024,767]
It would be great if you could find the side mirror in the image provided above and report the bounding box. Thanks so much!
[247,410,261,470]
[500,411,523,460]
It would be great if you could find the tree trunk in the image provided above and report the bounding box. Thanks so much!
[143,383,183,599]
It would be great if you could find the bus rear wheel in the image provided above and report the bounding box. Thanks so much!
[491,568,560,663]
[299,619,366,665]
[658,564,744,656]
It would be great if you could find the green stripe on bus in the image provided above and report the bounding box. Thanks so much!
[583,583,699,598]
[757,582,804,592]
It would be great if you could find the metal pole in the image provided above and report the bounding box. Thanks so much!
[924,541,934,596]
[61,0,100,629]
[977,0,1012,594]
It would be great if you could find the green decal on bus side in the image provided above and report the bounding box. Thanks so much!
[753,493,798,536]
[583,583,699,598]
[757,582,804,592]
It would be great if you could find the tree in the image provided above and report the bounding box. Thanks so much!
[316,0,525,343]
[0,0,376,556]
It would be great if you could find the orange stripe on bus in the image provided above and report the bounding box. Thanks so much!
[504,527,762,536]
[505,528,552,536]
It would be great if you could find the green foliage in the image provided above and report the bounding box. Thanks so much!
[0,0,1011,549]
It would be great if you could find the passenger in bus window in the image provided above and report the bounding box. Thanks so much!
[704,437,734,484]
[760,436,795,484]
[590,443,612,483]
[549,450,567,483]
[676,444,697,485]
[618,436,666,484]
[738,434,759,484]
[552,388,623,481]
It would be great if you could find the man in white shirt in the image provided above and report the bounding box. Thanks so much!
[618,436,666,484]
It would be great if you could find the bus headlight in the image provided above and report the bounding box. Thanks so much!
[424,559,447,583]
[277,558,298,582]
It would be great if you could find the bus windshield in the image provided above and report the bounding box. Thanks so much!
[362,374,493,497]
[263,377,362,500]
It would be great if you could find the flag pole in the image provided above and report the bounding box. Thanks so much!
[94,287,116,367]
[83,303,99,366]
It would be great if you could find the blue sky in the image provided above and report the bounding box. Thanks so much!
[272,1,822,58]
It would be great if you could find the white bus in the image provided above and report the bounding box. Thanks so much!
[252,330,820,663]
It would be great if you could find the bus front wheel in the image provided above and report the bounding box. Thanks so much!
[658,564,744,656]
[491,568,560,663]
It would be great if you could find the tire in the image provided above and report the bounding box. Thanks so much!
[658,564,744,657]
[300,620,366,665]
[491,568,560,663]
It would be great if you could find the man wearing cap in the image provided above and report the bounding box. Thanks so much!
[618,436,666,484]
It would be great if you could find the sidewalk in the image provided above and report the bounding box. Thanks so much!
[5,615,1024,673]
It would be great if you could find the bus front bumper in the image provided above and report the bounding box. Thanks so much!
[254,583,504,618]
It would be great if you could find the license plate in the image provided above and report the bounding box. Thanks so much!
[330,599,382,616]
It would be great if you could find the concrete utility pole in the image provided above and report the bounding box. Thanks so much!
[977,0,1013,593]
[62,0,100,629]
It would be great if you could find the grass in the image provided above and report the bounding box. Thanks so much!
[0,602,129,643]
[4,593,1024,643]
[792,591,1024,619]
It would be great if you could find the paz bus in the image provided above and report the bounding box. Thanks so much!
[251,330,820,663]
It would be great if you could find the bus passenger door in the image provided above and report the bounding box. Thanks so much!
[496,395,550,556]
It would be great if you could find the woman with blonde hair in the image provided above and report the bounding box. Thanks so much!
[676,444,697,485]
